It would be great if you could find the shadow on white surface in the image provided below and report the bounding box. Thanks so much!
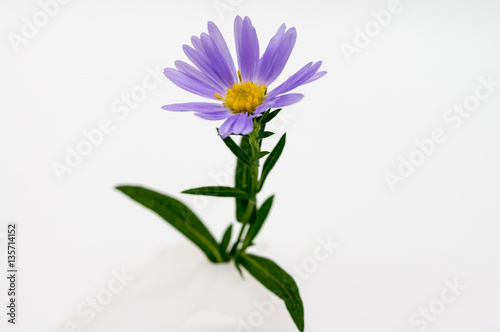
[61,243,289,332]
[179,311,269,332]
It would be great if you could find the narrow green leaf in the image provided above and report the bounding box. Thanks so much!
[259,131,275,139]
[234,260,244,277]
[229,239,239,256]
[221,134,252,167]
[248,205,258,224]
[182,186,249,198]
[219,224,233,258]
[242,195,274,249]
[116,186,223,262]
[237,253,304,331]
[258,108,271,123]
[258,133,286,191]
[257,151,270,159]
[235,136,252,222]
[258,123,267,149]
[260,108,282,125]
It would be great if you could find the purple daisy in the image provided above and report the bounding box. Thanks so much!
[162,16,326,138]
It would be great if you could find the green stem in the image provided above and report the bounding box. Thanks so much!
[234,120,261,256]
[235,220,248,247]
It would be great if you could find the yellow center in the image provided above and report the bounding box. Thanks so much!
[214,71,266,115]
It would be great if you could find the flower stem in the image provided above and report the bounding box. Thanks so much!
[234,120,261,255]
[235,221,248,247]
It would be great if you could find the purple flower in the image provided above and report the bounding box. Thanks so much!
[162,16,326,138]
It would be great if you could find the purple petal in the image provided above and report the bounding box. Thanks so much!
[268,93,304,107]
[190,35,205,55]
[161,102,226,113]
[303,70,327,85]
[254,101,273,116]
[256,23,286,83]
[267,61,323,98]
[219,115,238,138]
[174,60,225,93]
[163,68,219,100]
[253,94,303,115]
[200,32,236,88]
[195,110,232,120]
[183,45,229,89]
[242,115,255,134]
[235,16,259,82]
[258,27,297,86]
[232,113,253,135]
[267,62,312,98]
[207,21,237,83]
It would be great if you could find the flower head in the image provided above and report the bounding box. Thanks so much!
[162,16,326,138]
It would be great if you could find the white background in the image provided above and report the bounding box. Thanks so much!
[1,0,500,331]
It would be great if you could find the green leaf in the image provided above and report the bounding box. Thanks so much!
[260,108,282,125]
[116,186,223,263]
[258,123,267,149]
[182,186,249,198]
[258,133,286,191]
[242,195,274,249]
[257,151,270,159]
[235,136,252,222]
[259,131,275,139]
[221,134,252,167]
[219,224,233,259]
[237,253,304,331]
[248,205,258,224]
[258,108,271,123]
[234,260,244,277]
